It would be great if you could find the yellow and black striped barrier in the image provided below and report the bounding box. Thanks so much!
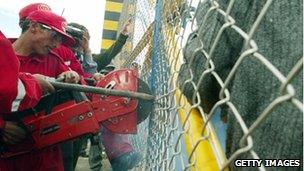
[101,0,124,52]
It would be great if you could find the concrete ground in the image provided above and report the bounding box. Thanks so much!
[75,156,112,171]
[75,141,112,171]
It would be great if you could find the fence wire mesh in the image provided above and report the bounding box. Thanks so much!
[121,0,303,170]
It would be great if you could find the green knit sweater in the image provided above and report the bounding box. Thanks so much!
[178,1,303,170]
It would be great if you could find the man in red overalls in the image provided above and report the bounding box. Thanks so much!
[0,10,79,171]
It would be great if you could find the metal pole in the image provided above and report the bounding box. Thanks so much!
[150,0,163,93]
[50,81,155,101]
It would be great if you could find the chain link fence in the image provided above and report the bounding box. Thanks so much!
[120,0,303,170]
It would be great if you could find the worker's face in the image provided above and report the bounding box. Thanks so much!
[29,22,63,55]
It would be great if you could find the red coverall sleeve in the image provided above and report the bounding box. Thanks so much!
[0,32,19,113]
[0,31,42,113]
[17,73,43,111]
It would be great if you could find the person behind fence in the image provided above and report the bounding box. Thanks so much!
[6,8,79,171]
[179,0,302,170]
[65,21,142,171]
